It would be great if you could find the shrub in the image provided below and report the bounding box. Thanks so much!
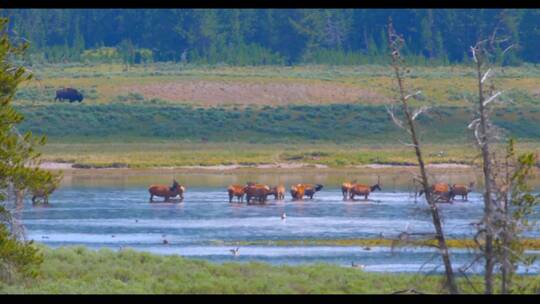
[0,214,43,284]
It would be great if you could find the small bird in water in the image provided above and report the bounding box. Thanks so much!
[405,222,412,233]
[135,219,138,223]
[351,261,366,269]
[363,246,371,251]
[281,212,286,220]
[163,239,169,245]
[230,247,239,256]
[111,235,115,238]
[42,236,49,239]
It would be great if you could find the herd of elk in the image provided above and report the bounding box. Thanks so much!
[34,178,474,205]
[144,178,472,204]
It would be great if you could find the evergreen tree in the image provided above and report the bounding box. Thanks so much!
[0,17,59,283]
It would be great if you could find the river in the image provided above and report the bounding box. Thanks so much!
[17,170,540,274]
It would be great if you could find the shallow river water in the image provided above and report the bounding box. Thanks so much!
[17,171,540,274]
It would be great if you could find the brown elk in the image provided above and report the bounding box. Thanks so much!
[268,185,286,200]
[349,177,382,200]
[290,184,306,200]
[227,184,246,203]
[244,183,272,204]
[304,184,324,199]
[341,180,356,199]
[450,182,475,201]
[148,179,185,202]
[418,183,454,203]
[31,183,57,205]
[290,183,323,200]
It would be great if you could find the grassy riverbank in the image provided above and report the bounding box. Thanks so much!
[223,238,540,250]
[2,246,539,294]
[39,141,539,169]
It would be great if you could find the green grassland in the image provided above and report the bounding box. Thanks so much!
[16,63,540,106]
[12,63,540,168]
[225,238,540,250]
[2,246,539,294]
[37,141,540,169]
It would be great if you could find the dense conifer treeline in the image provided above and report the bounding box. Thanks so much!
[1,9,539,65]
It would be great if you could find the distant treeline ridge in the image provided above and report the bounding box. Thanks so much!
[2,9,539,65]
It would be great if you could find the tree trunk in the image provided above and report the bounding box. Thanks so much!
[12,189,26,240]
[392,62,459,295]
[476,58,495,294]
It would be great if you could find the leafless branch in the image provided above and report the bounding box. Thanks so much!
[483,91,502,107]
[385,105,407,132]
[502,44,515,55]
[481,68,492,84]
[468,118,480,130]
[405,90,422,101]
[412,106,430,121]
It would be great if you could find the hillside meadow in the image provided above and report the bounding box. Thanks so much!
[11,63,540,169]
[15,63,540,107]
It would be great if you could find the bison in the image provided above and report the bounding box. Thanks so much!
[148,179,185,202]
[55,88,84,103]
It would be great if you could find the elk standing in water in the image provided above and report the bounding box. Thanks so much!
[290,184,323,200]
[304,184,323,199]
[341,181,356,200]
[31,183,57,205]
[349,177,382,200]
[148,179,185,202]
[450,182,475,201]
[227,184,246,203]
[244,183,272,204]
[269,185,286,200]
[290,184,306,200]
[418,183,454,203]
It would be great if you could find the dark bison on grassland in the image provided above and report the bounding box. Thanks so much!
[55,88,84,102]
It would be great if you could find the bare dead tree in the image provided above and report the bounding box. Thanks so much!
[467,12,517,293]
[466,10,540,294]
[470,39,496,295]
[385,18,459,294]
